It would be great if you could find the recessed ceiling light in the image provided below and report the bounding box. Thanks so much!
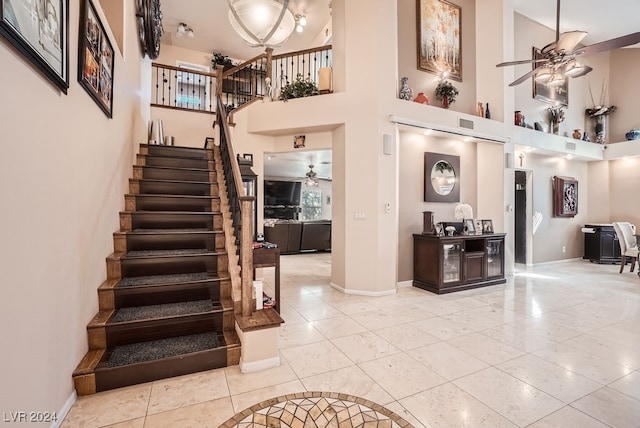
[423,129,432,135]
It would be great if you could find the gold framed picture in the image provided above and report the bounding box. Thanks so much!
[416,0,462,81]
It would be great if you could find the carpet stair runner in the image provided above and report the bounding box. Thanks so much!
[73,144,240,395]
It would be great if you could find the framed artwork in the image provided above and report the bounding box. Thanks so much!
[0,0,69,93]
[294,135,306,148]
[78,0,114,117]
[474,219,483,235]
[482,220,494,234]
[434,222,444,236]
[416,0,462,81]
[553,176,578,217]
[532,47,568,107]
[424,152,460,203]
[464,218,475,235]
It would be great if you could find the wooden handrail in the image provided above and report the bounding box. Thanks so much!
[272,44,333,60]
[217,98,245,199]
[151,62,218,78]
[222,52,269,78]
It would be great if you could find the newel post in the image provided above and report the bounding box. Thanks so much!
[239,196,255,317]
[215,64,225,98]
[265,47,273,80]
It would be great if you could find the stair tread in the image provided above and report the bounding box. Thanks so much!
[129,193,219,199]
[116,272,223,287]
[102,332,222,368]
[132,178,213,185]
[129,228,217,233]
[125,249,221,257]
[123,210,219,216]
[141,144,211,153]
[137,165,211,173]
[110,299,218,323]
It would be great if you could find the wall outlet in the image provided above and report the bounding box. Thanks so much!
[562,246,566,253]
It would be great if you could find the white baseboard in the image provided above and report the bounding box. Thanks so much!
[533,257,583,266]
[51,390,77,428]
[330,282,397,297]
[396,280,413,288]
[240,355,281,373]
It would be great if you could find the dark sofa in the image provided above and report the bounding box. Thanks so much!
[264,220,331,254]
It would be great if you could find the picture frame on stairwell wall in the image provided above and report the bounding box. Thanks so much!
[0,0,69,93]
[78,0,114,118]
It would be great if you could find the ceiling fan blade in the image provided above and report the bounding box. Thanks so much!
[497,58,548,67]
[567,64,593,78]
[555,31,588,53]
[579,32,640,55]
[508,66,544,87]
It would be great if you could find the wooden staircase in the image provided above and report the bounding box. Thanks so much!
[73,144,240,395]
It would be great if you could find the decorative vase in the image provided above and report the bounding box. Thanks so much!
[550,120,559,135]
[442,96,449,109]
[485,103,491,119]
[625,129,640,140]
[593,115,607,144]
[514,111,524,126]
[572,129,581,140]
[399,77,412,100]
[414,92,429,104]
[582,131,590,142]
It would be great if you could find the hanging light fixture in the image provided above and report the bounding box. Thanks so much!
[227,0,296,48]
[176,22,194,38]
[295,14,306,33]
[305,165,319,187]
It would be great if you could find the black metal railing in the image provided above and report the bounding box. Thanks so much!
[271,45,332,92]
[151,63,217,113]
[216,99,243,252]
[218,54,269,112]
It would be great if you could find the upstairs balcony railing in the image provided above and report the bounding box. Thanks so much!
[151,45,333,116]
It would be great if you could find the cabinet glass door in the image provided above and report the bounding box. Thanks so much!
[487,239,504,278]
[443,242,462,283]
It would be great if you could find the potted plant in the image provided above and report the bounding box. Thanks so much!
[212,52,235,71]
[434,80,459,108]
[279,74,319,102]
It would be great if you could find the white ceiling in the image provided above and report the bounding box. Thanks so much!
[159,1,639,180]
[264,149,332,180]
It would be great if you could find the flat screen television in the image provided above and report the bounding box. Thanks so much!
[264,180,301,206]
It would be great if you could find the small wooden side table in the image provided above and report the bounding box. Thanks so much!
[252,247,281,313]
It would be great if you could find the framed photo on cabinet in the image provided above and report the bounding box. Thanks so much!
[553,176,578,217]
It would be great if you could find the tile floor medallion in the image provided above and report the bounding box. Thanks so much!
[219,392,413,427]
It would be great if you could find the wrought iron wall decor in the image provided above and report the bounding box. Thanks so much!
[136,0,163,60]
[0,0,69,92]
[552,176,578,217]
[78,0,114,117]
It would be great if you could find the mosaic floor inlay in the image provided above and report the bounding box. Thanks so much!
[220,391,413,428]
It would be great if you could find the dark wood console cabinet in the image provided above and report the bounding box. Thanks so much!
[583,224,621,264]
[413,233,506,294]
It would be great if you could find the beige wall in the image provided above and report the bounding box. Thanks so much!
[608,157,640,227]
[514,152,590,263]
[609,49,640,143]
[398,130,479,281]
[397,0,477,116]
[0,0,148,417]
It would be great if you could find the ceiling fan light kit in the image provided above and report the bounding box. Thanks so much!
[227,0,296,48]
[305,165,319,187]
[497,0,640,87]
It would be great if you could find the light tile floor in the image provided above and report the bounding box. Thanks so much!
[62,253,640,427]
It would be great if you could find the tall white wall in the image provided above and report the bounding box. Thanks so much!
[0,0,148,419]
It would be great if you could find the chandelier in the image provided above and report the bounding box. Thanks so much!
[227,0,296,48]
[305,165,319,187]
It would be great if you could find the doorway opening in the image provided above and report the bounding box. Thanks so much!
[515,169,533,265]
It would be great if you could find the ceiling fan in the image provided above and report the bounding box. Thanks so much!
[497,0,640,87]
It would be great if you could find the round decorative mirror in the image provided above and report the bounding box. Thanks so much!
[431,160,456,195]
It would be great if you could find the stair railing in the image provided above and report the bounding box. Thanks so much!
[216,97,255,317]
[151,63,217,113]
[271,45,332,93]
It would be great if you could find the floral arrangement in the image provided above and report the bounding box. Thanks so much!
[445,226,456,236]
[585,80,616,117]
[279,74,319,102]
[434,80,459,105]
